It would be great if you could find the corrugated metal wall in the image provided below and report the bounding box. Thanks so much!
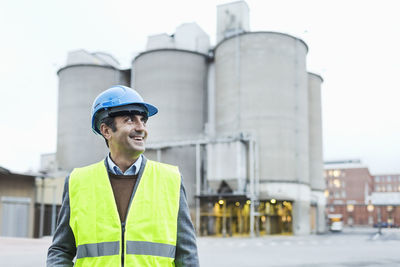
[0,174,35,238]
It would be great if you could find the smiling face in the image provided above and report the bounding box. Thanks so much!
[101,113,148,161]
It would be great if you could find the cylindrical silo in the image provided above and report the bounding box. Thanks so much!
[308,72,326,233]
[57,51,129,172]
[215,32,310,234]
[308,72,324,190]
[133,49,208,209]
[132,49,208,142]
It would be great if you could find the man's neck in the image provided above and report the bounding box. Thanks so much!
[109,153,140,173]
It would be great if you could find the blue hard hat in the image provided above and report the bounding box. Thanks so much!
[91,85,158,135]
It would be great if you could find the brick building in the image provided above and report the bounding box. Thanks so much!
[325,160,400,227]
[370,174,400,227]
[372,174,400,193]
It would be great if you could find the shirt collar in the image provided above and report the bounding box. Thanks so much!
[107,154,142,175]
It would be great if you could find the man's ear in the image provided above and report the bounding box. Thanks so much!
[100,123,112,141]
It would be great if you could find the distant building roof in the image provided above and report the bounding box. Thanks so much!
[0,166,40,179]
[324,159,366,170]
[325,159,361,165]
[371,173,400,177]
[0,166,11,174]
[65,49,121,69]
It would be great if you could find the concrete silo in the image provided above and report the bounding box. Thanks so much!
[132,49,209,208]
[214,32,310,235]
[57,50,130,172]
[308,72,326,233]
[132,49,208,142]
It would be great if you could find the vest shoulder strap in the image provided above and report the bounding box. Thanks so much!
[70,160,105,182]
[145,159,180,178]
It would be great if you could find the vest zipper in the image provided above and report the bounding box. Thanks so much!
[121,222,126,267]
[119,160,144,266]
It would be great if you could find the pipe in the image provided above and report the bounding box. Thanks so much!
[249,139,255,238]
[39,177,45,238]
[51,184,56,235]
[195,144,201,236]
[156,149,162,162]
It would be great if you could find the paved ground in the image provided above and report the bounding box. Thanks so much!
[1,227,400,266]
[198,228,400,267]
[0,236,50,266]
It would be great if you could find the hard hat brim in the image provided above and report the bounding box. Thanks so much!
[92,102,158,135]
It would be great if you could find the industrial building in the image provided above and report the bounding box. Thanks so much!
[53,1,325,236]
[0,167,36,238]
[0,156,63,238]
[325,159,400,228]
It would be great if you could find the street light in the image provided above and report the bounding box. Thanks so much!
[346,204,354,212]
[367,204,374,212]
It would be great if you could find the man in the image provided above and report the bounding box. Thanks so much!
[47,85,199,266]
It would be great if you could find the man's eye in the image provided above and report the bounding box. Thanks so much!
[125,116,133,122]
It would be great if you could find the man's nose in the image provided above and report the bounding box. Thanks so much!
[134,118,146,130]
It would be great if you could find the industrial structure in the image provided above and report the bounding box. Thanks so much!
[53,1,325,236]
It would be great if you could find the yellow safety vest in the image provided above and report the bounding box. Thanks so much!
[69,160,181,267]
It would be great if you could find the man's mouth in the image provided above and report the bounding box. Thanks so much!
[130,135,144,141]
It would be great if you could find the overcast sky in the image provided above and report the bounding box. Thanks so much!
[1,0,399,174]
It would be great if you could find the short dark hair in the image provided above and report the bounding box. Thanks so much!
[100,116,117,147]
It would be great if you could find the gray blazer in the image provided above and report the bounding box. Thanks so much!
[47,157,199,266]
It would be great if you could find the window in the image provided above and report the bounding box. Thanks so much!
[375,176,380,182]
[342,181,346,188]
[333,170,341,178]
[375,185,380,192]
[387,176,392,182]
[333,179,341,188]
[341,190,346,198]
[387,184,392,191]
[334,191,340,198]
[325,190,330,198]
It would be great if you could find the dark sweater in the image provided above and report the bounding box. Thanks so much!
[108,172,137,223]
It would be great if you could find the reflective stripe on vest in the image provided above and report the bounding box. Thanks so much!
[76,241,120,259]
[126,241,176,258]
[69,160,181,267]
